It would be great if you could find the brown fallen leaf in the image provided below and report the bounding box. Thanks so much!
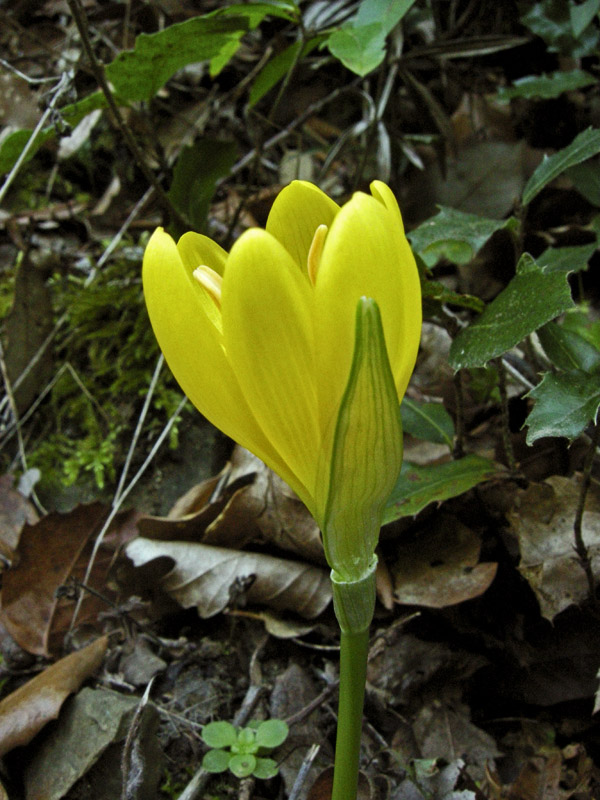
[125,537,331,619]
[392,515,497,608]
[136,448,325,565]
[0,635,108,758]
[508,475,600,621]
[0,504,138,656]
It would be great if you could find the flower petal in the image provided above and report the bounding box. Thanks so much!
[222,228,320,500]
[314,192,421,433]
[177,231,228,276]
[143,229,306,500]
[266,181,339,273]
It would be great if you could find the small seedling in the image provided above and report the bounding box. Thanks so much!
[201,719,289,780]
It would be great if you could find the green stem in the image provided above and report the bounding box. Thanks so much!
[331,628,369,800]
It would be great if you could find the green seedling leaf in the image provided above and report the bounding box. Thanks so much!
[449,254,574,370]
[234,727,258,754]
[525,370,600,442]
[383,455,499,522]
[408,207,516,267]
[401,399,454,447]
[202,720,237,748]
[168,138,237,233]
[249,37,322,107]
[229,753,257,778]
[537,243,596,273]
[568,160,600,206]
[537,322,600,373]
[253,757,279,780]
[522,127,600,206]
[202,748,231,773]
[105,16,248,101]
[497,70,595,102]
[255,719,289,748]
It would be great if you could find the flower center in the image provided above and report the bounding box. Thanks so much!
[307,224,328,286]
[193,266,222,308]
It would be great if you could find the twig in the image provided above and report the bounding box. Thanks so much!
[452,370,465,459]
[66,0,190,231]
[495,358,517,475]
[225,78,362,181]
[0,71,73,207]
[113,354,164,506]
[288,743,321,800]
[70,391,187,631]
[0,339,46,513]
[573,421,600,605]
[121,678,154,800]
[0,58,60,84]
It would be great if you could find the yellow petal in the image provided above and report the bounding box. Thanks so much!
[266,181,339,272]
[177,231,228,276]
[314,192,421,434]
[143,229,304,499]
[370,180,405,233]
[222,228,320,499]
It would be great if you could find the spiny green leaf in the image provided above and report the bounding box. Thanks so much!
[383,455,499,522]
[401,399,454,447]
[449,254,574,370]
[525,370,600,442]
[408,207,516,267]
[537,322,600,373]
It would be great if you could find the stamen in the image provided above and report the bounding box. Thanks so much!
[307,224,328,286]
[193,266,222,308]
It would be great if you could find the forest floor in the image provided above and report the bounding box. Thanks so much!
[1,1,600,799]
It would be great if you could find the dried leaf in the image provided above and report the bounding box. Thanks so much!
[126,537,331,619]
[392,517,497,608]
[508,475,600,620]
[0,635,108,758]
[0,504,137,656]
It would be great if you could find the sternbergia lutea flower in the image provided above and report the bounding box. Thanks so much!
[142,180,421,585]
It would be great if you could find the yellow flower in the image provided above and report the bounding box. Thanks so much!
[143,181,421,577]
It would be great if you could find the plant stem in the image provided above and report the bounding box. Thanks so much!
[331,628,369,800]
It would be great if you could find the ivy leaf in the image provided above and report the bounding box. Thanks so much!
[525,371,600,443]
[522,127,600,206]
[537,322,600,373]
[449,254,574,370]
[401,399,454,447]
[383,455,499,522]
[537,243,596,273]
[408,207,516,267]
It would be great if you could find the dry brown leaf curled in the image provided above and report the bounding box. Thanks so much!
[126,537,331,619]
